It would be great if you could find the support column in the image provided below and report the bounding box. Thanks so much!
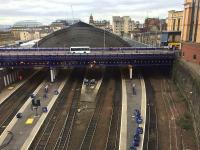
[12,72,15,83]
[50,69,54,83]
[55,69,58,77]
[4,76,7,87]
[131,33,133,40]
[9,74,13,84]
[128,65,133,80]
[14,71,17,81]
[16,71,19,81]
[6,74,10,85]
[53,69,56,80]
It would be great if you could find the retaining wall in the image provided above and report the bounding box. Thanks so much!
[172,60,200,149]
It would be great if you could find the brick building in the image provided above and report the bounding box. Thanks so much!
[182,43,200,64]
[144,18,167,32]
[89,14,111,31]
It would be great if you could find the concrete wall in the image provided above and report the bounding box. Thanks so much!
[172,60,200,148]
[0,69,4,91]
[0,69,21,91]
[133,32,161,47]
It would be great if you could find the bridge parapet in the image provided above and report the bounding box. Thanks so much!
[0,47,169,52]
[0,50,176,68]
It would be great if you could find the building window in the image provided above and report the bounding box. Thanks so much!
[182,52,184,57]
[173,19,176,31]
[193,54,197,60]
[177,18,180,31]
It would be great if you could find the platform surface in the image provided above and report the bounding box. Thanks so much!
[126,76,142,149]
[0,75,67,149]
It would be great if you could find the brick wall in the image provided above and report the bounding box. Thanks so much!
[181,43,200,65]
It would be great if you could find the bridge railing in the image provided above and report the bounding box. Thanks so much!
[0,47,70,52]
[0,47,169,52]
[0,53,176,63]
[91,47,168,51]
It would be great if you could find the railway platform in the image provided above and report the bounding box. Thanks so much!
[0,70,38,106]
[120,74,146,150]
[0,72,69,149]
[126,76,142,148]
[80,78,102,103]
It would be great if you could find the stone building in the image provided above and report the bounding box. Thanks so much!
[0,31,16,46]
[167,10,183,32]
[11,20,51,41]
[89,14,112,31]
[182,0,200,42]
[181,0,200,65]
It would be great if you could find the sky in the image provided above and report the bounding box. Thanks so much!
[0,0,183,25]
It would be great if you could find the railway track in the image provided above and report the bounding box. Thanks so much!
[0,70,46,135]
[144,78,159,150]
[163,79,185,150]
[65,67,104,150]
[144,68,193,150]
[53,77,82,150]
[79,67,121,150]
[161,79,178,150]
[165,79,186,149]
[105,70,121,150]
[30,68,84,150]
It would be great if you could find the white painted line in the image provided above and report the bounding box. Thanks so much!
[138,78,147,150]
[21,78,68,150]
[0,70,40,105]
[0,80,45,145]
[119,78,127,150]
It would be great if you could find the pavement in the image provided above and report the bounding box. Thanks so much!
[138,78,147,150]
[0,73,69,150]
[0,70,39,105]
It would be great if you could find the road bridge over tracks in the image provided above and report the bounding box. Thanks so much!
[0,47,176,68]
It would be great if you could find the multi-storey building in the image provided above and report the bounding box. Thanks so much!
[144,18,167,32]
[0,31,16,46]
[89,14,112,31]
[112,16,135,35]
[167,10,183,32]
[182,0,200,42]
[11,20,52,41]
